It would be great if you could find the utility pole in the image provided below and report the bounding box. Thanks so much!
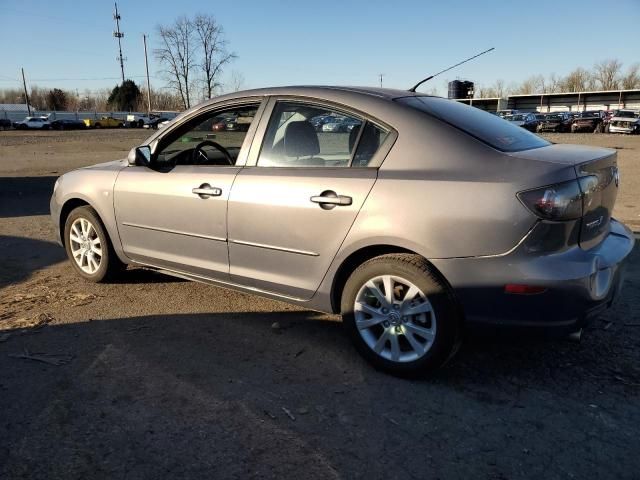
[113,2,126,84]
[378,73,384,88]
[21,68,31,116]
[143,34,152,114]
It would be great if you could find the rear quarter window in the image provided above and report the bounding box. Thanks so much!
[396,96,550,152]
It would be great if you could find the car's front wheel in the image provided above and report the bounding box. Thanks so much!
[341,254,460,376]
[64,206,124,282]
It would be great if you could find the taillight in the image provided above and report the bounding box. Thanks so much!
[518,176,600,221]
[517,179,583,220]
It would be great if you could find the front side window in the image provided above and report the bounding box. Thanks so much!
[154,104,259,169]
[257,101,389,167]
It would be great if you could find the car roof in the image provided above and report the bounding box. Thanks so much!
[197,85,426,107]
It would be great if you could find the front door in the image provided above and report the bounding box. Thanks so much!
[114,102,263,279]
[228,99,392,299]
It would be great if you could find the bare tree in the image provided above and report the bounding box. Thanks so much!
[621,63,640,90]
[226,70,245,93]
[155,17,197,109]
[561,67,592,92]
[514,75,544,94]
[593,59,622,90]
[193,14,236,100]
[477,79,509,98]
[545,73,562,93]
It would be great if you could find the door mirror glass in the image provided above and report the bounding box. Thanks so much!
[128,146,151,166]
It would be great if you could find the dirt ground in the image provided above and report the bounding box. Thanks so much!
[1,129,639,479]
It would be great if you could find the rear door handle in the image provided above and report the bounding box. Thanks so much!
[310,190,352,210]
[192,183,222,198]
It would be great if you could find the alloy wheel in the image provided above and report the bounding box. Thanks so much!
[69,217,102,275]
[354,275,436,363]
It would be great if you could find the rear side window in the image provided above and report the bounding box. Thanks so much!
[257,101,390,167]
[397,96,550,152]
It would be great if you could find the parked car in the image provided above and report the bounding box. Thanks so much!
[50,119,87,130]
[0,118,12,130]
[310,115,333,131]
[505,113,538,132]
[83,116,124,129]
[50,86,634,376]
[570,111,606,133]
[536,112,573,133]
[13,116,50,130]
[321,117,346,132]
[497,109,520,118]
[608,110,640,135]
[142,116,171,130]
[225,115,253,132]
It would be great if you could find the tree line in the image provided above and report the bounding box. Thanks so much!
[0,83,186,112]
[477,59,640,98]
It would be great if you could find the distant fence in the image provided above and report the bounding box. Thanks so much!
[0,109,180,123]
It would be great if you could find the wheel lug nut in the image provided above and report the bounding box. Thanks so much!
[382,308,389,314]
[383,321,390,328]
[393,304,400,310]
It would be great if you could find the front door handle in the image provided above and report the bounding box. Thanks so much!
[192,183,222,199]
[310,190,352,210]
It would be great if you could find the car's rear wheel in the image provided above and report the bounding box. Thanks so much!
[341,254,460,376]
[64,206,124,282]
[94,123,101,129]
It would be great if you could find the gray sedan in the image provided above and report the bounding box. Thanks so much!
[50,86,635,376]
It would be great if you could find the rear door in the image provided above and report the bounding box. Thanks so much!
[227,98,395,300]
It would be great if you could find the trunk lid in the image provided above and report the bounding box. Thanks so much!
[576,152,618,249]
[510,144,619,249]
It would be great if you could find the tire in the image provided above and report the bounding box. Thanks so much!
[341,254,460,377]
[94,123,101,129]
[63,206,124,282]
[138,120,144,128]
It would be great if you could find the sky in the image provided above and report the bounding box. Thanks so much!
[1,0,639,97]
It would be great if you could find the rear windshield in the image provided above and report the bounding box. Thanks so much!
[396,96,550,152]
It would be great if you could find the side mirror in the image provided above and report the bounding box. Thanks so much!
[128,146,151,166]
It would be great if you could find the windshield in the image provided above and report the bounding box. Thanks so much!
[508,114,526,121]
[615,111,638,118]
[396,96,549,152]
[546,114,564,120]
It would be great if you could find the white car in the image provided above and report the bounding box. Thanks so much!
[126,113,162,128]
[608,110,640,134]
[14,116,50,130]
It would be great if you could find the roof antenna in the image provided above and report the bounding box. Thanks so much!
[408,47,495,92]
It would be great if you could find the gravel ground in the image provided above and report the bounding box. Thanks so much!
[0,129,639,479]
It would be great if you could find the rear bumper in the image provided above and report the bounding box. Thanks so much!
[432,219,635,333]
